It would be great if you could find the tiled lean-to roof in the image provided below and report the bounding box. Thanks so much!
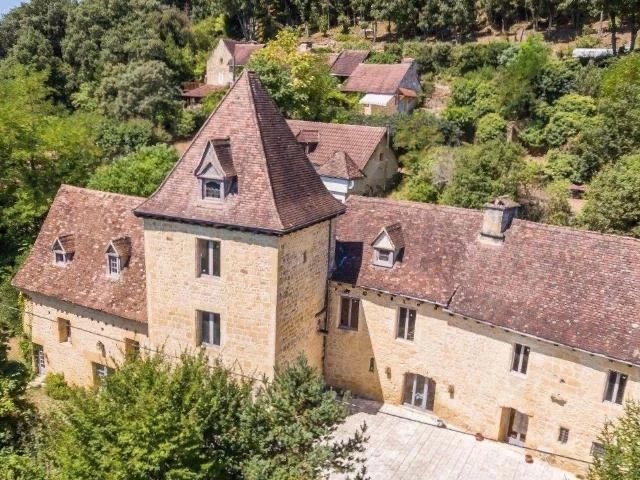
[222,39,264,65]
[286,119,387,178]
[12,185,147,323]
[334,196,640,366]
[329,50,370,77]
[135,71,345,234]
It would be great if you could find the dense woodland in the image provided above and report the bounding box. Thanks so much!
[2,1,640,477]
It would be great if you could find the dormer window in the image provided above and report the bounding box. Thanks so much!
[52,235,75,266]
[195,138,237,201]
[105,237,131,279]
[372,223,404,268]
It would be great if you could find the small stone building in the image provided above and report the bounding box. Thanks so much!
[205,39,263,87]
[286,119,398,201]
[12,72,640,475]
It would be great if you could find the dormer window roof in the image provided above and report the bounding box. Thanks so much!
[105,237,131,278]
[52,234,75,266]
[371,223,404,268]
[296,129,319,154]
[194,138,237,200]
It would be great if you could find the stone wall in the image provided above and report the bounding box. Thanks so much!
[143,218,280,379]
[352,142,399,197]
[275,221,331,371]
[24,293,148,385]
[206,41,234,86]
[325,283,639,472]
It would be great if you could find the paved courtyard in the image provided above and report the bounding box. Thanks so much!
[332,401,576,480]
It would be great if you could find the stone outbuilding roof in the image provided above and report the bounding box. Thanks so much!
[342,63,414,94]
[13,185,147,323]
[135,71,345,234]
[286,119,387,180]
[182,84,224,99]
[333,195,640,366]
[316,151,365,180]
[222,39,264,65]
[329,50,370,77]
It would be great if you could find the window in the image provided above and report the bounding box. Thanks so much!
[403,373,435,411]
[203,180,222,199]
[339,296,359,330]
[200,311,221,346]
[54,251,66,265]
[397,307,416,341]
[373,248,394,268]
[93,363,114,383]
[558,427,569,444]
[511,343,530,375]
[57,318,71,343]
[591,442,605,458]
[125,339,140,358]
[107,254,120,277]
[379,152,384,162]
[198,239,221,277]
[604,370,627,404]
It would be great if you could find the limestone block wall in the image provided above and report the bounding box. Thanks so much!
[325,283,639,470]
[275,221,331,371]
[143,219,280,379]
[24,293,148,386]
[352,142,399,197]
[206,42,234,86]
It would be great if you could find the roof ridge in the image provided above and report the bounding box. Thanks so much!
[60,184,145,202]
[512,217,640,245]
[246,71,287,231]
[287,119,387,132]
[346,196,482,216]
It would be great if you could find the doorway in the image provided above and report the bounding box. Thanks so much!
[502,408,529,447]
[403,373,436,411]
[33,344,45,376]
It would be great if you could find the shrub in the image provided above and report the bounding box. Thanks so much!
[476,113,507,143]
[96,118,155,158]
[442,105,475,140]
[338,14,350,34]
[575,35,600,48]
[44,373,71,400]
[543,180,572,226]
[545,150,581,182]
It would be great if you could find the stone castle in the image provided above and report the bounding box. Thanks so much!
[13,71,640,474]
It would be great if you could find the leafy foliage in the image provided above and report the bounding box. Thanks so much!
[87,145,179,197]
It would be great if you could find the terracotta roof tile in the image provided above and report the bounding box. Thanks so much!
[13,185,147,323]
[55,234,75,254]
[222,40,264,65]
[330,50,370,77]
[316,151,365,180]
[182,84,225,99]
[286,120,387,178]
[135,71,345,233]
[334,196,640,365]
[342,63,413,94]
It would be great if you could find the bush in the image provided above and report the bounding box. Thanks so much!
[543,180,572,226]
[443,106,475,140]
[545,150,581,182]
[44,373,71,400]
[519,124,547,151]
[575,35,600,48]
[535,60,577,104]
[96,118,155,158]
[476,113,507,143]
[451,42,509,73]
[174,107,208,138]
[338,14,350,34]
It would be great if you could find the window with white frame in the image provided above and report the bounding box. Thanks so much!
[397,307,416,341]
[604,370,627,404]
[374,248,394,268]
[200,311,221,346]
[203,180,222,199]
[197,239,221,277]
[53,240,70,266]
[511,343,530,375]
[107,253,120,277]
[339,296,359,330]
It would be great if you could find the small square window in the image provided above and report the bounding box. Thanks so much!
[339,296,359,330]
[198,239,221,277]
[57,318,71,343]
[591,442,604,458]
[373,248,394,268]
[200,311,221,346]
[55,252,66,265]
[511,343,530,375]
[203,180,222,199]
[558,427,569,444]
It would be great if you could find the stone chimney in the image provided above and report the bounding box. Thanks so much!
[480,196,520,244]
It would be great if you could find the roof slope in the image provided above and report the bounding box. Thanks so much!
[330,50,370,77]
[222,39,264,65]
[286,119,387,175]
[316,151,365,180]
[334,196,640,365]
[13,185,147,323]
[136,71,345,233]
[342,63,412,94]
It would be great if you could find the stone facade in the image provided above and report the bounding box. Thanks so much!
[206,41,235,86]
[351,142,398,197]
[24,293,148,386]
[324,283,639,472]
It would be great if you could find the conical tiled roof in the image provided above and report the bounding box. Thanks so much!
[135,71,345,234]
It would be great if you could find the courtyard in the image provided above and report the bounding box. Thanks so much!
[332,401,577,480]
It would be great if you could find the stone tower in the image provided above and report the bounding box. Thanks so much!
[134,72,345,377]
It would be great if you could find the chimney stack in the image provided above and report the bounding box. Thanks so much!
[480,196,519,244]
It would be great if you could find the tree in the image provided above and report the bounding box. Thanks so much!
[87,145,179,197]
[248,28,348,121]
[43,353,368,479]
[440,140,529,208]
[589,400,640,479]
[578,154,640,237]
